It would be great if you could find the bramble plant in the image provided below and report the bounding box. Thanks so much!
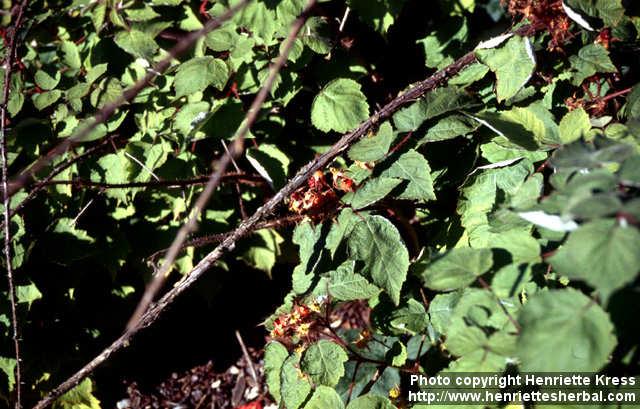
[1,0,640,408]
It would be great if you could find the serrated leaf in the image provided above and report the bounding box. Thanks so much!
[53,378,101,409]
[419,114,478,145]
[328,261,380,301]
[311,78,369,133]
[393,86,472,132]
[347,215,409,304]
[476,36,536,102]
[559,107,591,144]
[517,288,616,371]
[114,30,158,59]
[418,247,493,291]
[236,1,276,45]
[16,282,42,308]
[0,357,16,391]
[380,150,435,201]
[428,291,463,335]
[304,386,345,409]
[281,354,312,409]
[35,69,61,90]
[60,40,81,69]
[346,395,396,409]
[565,0,624,26]
[569,44,617,86]
[174,57,229,97]
[349,121,395,162]
[549,219,640,300]
[343,177,401,209]
[265,341,289,402]
[388,299,428,335]
[32,90,62,110]
[301,340,348,386]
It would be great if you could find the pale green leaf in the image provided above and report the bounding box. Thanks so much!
[311,78,369,133]
[347,215,409,304]
[380,150,435,201]
[174,57,229,97]
[301,340,348,386]
[549,219,640,301]
[476,36,536,102]
[517,288,616,372]
[418,247,493,291]
[559,107,591,144]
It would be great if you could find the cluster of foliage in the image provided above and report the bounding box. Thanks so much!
[0,0,639,407]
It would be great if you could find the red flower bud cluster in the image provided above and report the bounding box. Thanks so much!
[289,169,355,215]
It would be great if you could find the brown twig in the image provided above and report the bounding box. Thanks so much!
[146,213,309,266]
[235,330,258,385]
[2,136,120,224]
[33,24,538,409]
[125,0,318,332]
[38,172,264,190]
[6,0,249,198]
[1,0,30,407]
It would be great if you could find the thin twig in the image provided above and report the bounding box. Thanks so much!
[6,0,249,198]
[1,0,30,406]
[2,135,120,224]
[33,24,537,409]
[235,330,258,385]
[38,172,265,190]
[125,0,318,332]
[222,140,248,219]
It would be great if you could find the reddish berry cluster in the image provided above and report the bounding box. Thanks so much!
[289,169,355,215]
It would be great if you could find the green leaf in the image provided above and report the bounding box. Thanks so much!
[311,78,369,133]
[566,0,625,26]
[380,150,435,201]
[236,1,276,45]
[625,83,640,119]
[16,282,43,308]
[559,107,591,144]
[281,354,312,409]
[388,299,428,335]
[114,30,158,59]
[265,341,289,402]
[60,40,82,69]
[205,24,239,52]
[393,86,472,132]
[174,56,229,97]
[33,90,62,110]
[416,17,468,69]
[549,219,640,300]
[418,247,493,291]
[517,288,616,372]
[428,291,463,335]
[349,121,395,162]
[419,114,478,145]
[0,357,16,391]
[246,144,291,189]
[550,139,635,170]
[304,386,345,409]
[569,44,617,86]
[301,340,348,387]
[347,215,410,304]
[476,36,536,102]
[347,0,406,35]
[386,341,408,366]
[328,261,381,301]
[53,378,101,409]
[346,395,396,409]
[35,69,61,90]
[343,177,401,209]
